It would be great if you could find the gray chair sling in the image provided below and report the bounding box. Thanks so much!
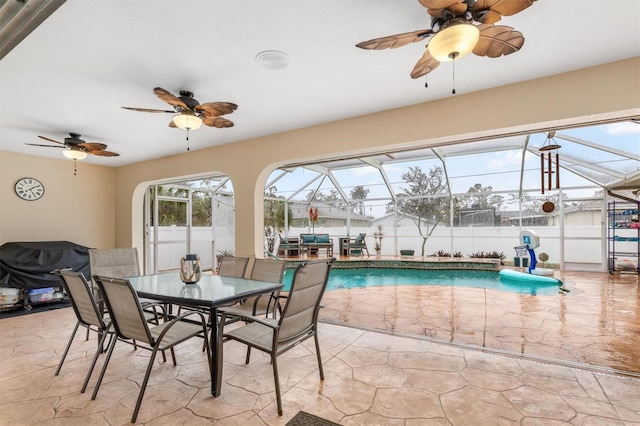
[218,258,334,416]
[217,255,250,278]
[92,275,211,423]
[54,270,114,393]
[88,248,142,283]
[219,258,287,323]
[89,247,162,316]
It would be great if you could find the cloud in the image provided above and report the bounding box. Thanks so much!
[485,150,522,170]
[351,167,379,177]
[602,122,640,135]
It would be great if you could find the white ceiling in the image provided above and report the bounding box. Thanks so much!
[1,0,639,167]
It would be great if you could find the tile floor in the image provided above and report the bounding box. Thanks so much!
[0,270,638,425]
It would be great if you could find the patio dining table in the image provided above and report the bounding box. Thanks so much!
[127,272,282,396]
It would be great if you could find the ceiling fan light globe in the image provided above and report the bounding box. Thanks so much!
[62,149,87,160]
[173,112,203,130]
[429,23,479,62]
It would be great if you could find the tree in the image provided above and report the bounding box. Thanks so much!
[395,166,449,256]
[350,185,369,216]
[507,190,569,213]
[305,189,347,210]
[462,183,504,210]
[191,190,212,226]
[264,186,292,230]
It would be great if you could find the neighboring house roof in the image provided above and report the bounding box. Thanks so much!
[289,202,370,222]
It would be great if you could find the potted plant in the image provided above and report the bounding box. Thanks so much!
[216,249,234,265]
[373,224,383,255]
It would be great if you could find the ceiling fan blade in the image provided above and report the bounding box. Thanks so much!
[410,50,440,79]
[78,142,108,151]
[89,149,119,157]
[472,9,502,24]
[195,102,238,116]
[121,106,174,113]
[472,0,535,17]
[154,87,188,110]
[38,135,65,145]
[420,0,468,18]
[356,29,433,50]
[472,25,524,58]
[202,117,234,128]
[168,120,177,128]
[26,143,64,149]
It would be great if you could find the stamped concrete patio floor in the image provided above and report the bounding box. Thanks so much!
[0,270,638,424]
[320,270,640,375]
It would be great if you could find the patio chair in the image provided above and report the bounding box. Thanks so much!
[89,247,161,315]
[218,256,250,278]
[347,233,369,257]
[178,255,252,331]
[277,236,301,257]
[91,275,211,423]
[88,248,141,283]
[218,258,335,416]
[219,258,287,324]
[54,270,114,393]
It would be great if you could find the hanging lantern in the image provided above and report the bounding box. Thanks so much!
[539,132,561,194]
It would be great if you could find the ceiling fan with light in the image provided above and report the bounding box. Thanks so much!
[123,87,237,130]
[356,0,537,92]
[122,87,238,150]
[25,133,119,175]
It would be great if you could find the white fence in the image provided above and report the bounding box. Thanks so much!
[153,223,604,272]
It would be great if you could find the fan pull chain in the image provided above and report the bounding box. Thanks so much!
[73,159,77,176]
[424,75,428,88]
[451,59,456,95]
[186,128,191,151]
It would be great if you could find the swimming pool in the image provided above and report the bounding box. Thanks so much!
[282,267,562,296]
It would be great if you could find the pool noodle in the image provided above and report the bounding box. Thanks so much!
[499,269,560,285]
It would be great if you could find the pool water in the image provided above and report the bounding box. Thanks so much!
[282,268,561,296]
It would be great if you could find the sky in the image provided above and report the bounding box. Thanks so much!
[265,121,639,217]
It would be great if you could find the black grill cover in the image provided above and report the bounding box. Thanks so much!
[0,241,90,290]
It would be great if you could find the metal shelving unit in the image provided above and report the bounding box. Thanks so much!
[607,201,640,275]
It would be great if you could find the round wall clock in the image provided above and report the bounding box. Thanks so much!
[14,177,45,201]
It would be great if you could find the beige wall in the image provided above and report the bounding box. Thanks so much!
[0,151,116,248]
[2,58,638,258]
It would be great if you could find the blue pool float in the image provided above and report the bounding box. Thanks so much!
[499,269,561,285]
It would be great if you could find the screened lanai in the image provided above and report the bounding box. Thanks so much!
[147,119,639,274]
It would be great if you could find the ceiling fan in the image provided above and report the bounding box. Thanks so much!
[26,133,119,158]
[122,87,238,130]
[356,0,536,89]
[26,133,119,175]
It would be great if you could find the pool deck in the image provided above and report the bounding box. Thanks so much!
[315,255,640,375]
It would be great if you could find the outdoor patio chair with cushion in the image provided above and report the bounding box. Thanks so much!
[91,275,211,423]
[347,233,369,257]
[277,236,301,257]
[218,258,335,416]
